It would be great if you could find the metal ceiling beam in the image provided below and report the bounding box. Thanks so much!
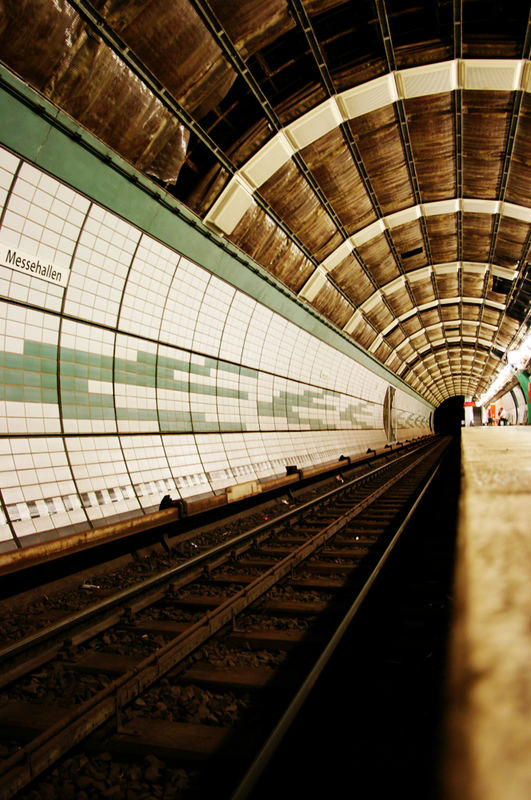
[453,0,463,60]
[285,0,395,297]
[472,9,531,396]
[453,0,463,201]
[482,5,531,278]
[288,0,388,227]
[67,0,325,275]
[403,340,502,375]
[65,0,520,406]
[192,0,381,306]
[288,0,438,383]
[67,0,235,174]
[452,0,466,396]
[287,0,335,96]
[373,0,448,384]
[188,0,279,131]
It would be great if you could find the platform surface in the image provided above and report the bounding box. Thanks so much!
[445,427,531,800]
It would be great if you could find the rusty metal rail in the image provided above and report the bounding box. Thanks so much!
[0,437,449,800]
[0,437,434,580]
[0,438,434,680]
[231,438,449,799]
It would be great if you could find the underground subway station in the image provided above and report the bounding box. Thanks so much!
[0,2,530,799]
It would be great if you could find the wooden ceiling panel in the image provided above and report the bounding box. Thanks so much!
[230,204,315,292]
[462,90,512,199]
[492,332,513,353]
[384,326,406,349]
[412,332,429,351]
[419,353,439,371]
[462,272,486,297]
[223,118,273,172]
[210,0,294,58]
[356,237,399,287]
[373,340,393,362]
[461,304,481,322]
[400,315,422,337]
[188,162,232,216]
[425,329,443,345]
[310,282,354,329]
[260,162,343,259]
[505,93,531,208]
[440,304,460,321]
[485,281,511,304]
[389,220,427,271]
[467,349,487,366]
[330,255,375,305]
[480,354,499,375]
[462,212,495,262]
[424,213,459,265]
[481,307,502,327]
[301,129,377,234]
[419,308,443,328]
[396,339,416,361]
[274,83,330,127]
[349,107,416,214]
[497,316,521,344]
[386,353,404,373]
[394,39,453,69]
[370,255,402,288]
[405,94,456,202]
[102,1,236,114]
[462,322,479,337]
[364,302,395,331]
[384,289,415,318]
[410,280,437,306]
[314,232,345,263]
[353,320,379,350]
[493,217,531,269]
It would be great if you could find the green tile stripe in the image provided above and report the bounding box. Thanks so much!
[0,340,430,430]
[0,64,434,411]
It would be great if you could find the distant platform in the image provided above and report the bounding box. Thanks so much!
[444,426,531,800]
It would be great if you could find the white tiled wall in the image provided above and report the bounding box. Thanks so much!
[0,146,432,548]
[66,205,138,327]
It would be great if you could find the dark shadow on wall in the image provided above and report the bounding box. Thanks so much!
[434,396,464,435]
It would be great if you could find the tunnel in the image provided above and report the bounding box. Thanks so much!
[0,1,529,551]
[434,396,465,435]
[0,6,530,800]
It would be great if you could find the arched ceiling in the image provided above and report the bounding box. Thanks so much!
[1,0,530,406]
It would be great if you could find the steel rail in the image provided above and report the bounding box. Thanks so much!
[0,441,432,672]
[230,437,449,799]
[0,443,441,800]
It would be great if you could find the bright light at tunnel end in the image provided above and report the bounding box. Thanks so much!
[477,332,531,407]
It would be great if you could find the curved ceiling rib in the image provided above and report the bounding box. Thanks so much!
[0,0,529,406]
[201,53,531,404]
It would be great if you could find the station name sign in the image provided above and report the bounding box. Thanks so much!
[0,239,68,287]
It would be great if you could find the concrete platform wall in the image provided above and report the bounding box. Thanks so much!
[445,427,531,800]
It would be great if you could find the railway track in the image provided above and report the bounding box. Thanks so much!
[0,436,451,800]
